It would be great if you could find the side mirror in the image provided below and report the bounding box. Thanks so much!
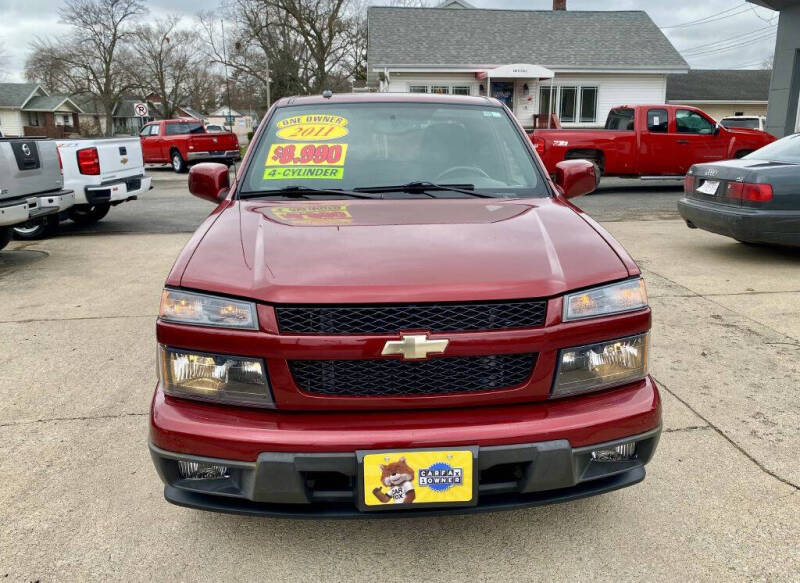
[188,163,230,203]
[554,159,597,199]
[713,122,721,136]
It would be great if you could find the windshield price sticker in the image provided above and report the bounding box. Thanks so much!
[263,166,344,180]
[263,142,348,180]
[276,114,349,141]
[266,143,348,167]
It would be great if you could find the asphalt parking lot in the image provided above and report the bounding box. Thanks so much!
[1,171,798,581]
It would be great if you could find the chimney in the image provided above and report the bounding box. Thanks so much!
[553,0,566,9]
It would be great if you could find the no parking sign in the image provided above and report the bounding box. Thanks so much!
[133,103,149,117]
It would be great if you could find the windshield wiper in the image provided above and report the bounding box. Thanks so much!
[353,181,494,198]
[239,185,382,200]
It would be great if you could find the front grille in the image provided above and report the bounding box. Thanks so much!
[276,301,547,335]
[289,353,537,397]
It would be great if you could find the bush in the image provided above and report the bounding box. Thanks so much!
[247,131,254,141]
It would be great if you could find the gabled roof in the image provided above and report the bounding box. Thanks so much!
[72,94,104,114]
[178,105,204,119]
[0,83,43,108]
[367,8,688,72]
[666,69,771,102]
[23,95,83,113]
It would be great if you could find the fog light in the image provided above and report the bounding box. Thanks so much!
[177,461,230,480]
[591,442,637,462]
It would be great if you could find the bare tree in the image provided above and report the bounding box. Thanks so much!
[200,0,362,107]
[132,17,200,118]
[26,0,146,135]
[270,0,351,92]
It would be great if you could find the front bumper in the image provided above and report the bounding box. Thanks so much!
[0,189,75,227]
[149,376,661,516]
[82,175,152,206]
[678,197,800,246]
[150,428,660,518]
[186,150,241,162]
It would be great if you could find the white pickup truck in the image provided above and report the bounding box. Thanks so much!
[0,137,75,249]
[13,136,152,239]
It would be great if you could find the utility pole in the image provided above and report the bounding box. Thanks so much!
[221,18,233,126]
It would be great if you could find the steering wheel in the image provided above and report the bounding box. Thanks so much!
[434,166,492,182]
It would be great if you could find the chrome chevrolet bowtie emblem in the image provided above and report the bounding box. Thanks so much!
[381,334,449,360]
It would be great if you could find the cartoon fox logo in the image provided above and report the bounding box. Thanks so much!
[372,457,416,504]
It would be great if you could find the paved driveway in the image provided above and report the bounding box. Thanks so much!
[1,178,797,581]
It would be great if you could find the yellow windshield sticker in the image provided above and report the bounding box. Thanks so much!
[265,143,348,167]
[269,204,352,225]
[263,142,347,180]
[276,114,349,141]
[263,167,344,180]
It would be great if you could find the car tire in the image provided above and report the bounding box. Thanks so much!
[734,150,753,159]
[68,204,111,225]
[0,227,11,251]
[171,150,188,173]
[12,214,60,240]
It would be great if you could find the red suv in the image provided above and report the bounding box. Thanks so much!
[149,93,660,517]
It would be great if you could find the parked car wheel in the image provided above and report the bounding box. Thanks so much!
[68,203,111,225]
[13,214,60,240]
[0,227,11,251]
[171,150,188,173]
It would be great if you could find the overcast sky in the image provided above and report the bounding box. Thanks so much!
[0,0,779,82]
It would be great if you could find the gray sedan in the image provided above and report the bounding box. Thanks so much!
[678,134,800,246]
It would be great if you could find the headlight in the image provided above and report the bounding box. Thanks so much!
[158,345,274,407]
[563,278,647,321]
[552,333,648,398]
[159,289,258,330]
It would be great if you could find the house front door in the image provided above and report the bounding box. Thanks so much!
[491,82,514,109]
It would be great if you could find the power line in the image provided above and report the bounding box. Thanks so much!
[660,3,749,29]
[678,23,776,54]
[683,30,777,57]
[729,60,771,69]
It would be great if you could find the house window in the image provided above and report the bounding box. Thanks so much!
[579,87,598,123]
[559,86,577,123]
[540,85,598,124]
[408,84,473,95]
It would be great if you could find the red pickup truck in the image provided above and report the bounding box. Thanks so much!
[149,93,659,517]
[530,104,775,180]
[139,119,240,173]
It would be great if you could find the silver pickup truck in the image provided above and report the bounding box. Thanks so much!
[0,137,75,248]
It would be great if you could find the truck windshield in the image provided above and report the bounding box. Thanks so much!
[240,102,546,198]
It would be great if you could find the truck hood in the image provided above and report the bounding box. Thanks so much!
[179,198,630,304]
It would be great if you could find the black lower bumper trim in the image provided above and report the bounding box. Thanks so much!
[164,466,645,519]
[678,198,800,246]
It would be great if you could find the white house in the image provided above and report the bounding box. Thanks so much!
[367,1,689,128]
[0,83,83,137]
[206,107,257,144]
